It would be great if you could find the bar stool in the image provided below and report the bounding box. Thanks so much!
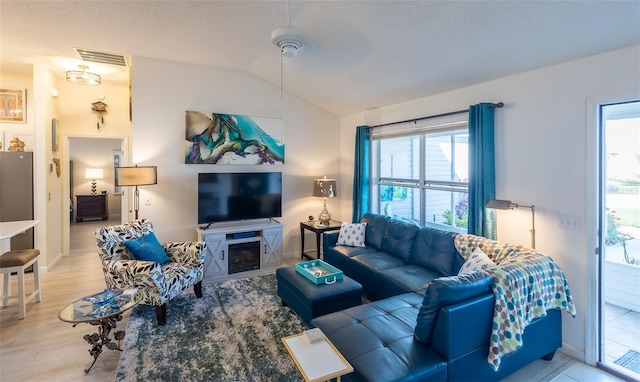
[0,249,42,319]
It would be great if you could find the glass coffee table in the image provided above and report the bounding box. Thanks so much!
[58,289,140,373]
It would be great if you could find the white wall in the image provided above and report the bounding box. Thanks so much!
[0,73,35,150]
[339,45,640,361]
[130,56,340,256]
[57,74,131,260]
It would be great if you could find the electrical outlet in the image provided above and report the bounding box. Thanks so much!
[145,198,151,206]
[558,214,581,231]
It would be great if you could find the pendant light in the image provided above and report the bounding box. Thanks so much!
[66,64,101,86]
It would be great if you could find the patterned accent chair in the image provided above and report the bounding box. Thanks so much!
[95,219,207,325]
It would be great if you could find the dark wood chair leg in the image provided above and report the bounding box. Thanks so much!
[194,281,203,298]
[155,304,167,326]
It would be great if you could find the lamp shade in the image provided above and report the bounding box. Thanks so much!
[313,178,337,198]
[85,168,104,180]
[115,166,157,186]
[485,199,516,210]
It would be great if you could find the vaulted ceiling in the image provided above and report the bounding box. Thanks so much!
[2,1,639,116]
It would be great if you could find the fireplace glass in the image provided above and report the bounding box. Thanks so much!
[228,240,261,274]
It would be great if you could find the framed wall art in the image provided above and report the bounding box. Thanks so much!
[0,88,26,123]
[184,111,284,165]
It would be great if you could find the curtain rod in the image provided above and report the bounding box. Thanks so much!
[369,102,504,129]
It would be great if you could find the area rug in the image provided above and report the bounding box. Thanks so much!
[116,274,308,381]
[614,350,640,374]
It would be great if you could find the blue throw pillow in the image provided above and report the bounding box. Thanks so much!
[414,270,493,345]
[124,232,170,264]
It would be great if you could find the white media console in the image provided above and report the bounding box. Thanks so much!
[196,220,283,283]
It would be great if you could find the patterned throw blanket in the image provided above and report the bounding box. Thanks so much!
[455,235,576,371]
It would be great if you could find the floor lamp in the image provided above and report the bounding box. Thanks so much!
[115,166,157,220]
[486,199,536,249]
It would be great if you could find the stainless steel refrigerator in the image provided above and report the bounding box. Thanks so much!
[0,151,34,250]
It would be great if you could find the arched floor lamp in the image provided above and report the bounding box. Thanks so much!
[486,199,536,249]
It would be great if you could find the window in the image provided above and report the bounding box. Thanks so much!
[371,114,469,232]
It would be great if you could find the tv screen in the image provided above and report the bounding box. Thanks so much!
[198,172,282,224]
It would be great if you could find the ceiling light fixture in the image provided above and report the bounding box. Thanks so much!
[66,64,101,86]
[271,0,306,58]
[271,26,306,57]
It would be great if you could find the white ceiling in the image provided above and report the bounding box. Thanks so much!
[2,1,639,117]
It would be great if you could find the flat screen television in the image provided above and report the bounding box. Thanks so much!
[198,172,282,224]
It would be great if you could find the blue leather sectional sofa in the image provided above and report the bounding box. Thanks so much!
[311,213,565,381]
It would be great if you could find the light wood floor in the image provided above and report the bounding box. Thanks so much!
[1,218,616,382]
[1,218,124,382]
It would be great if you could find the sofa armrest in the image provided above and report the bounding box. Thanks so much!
[163,241,207,268]
[429,292,494,361]
[322,231,339,251]
[101,259,165,292]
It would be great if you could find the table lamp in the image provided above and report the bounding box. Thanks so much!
[85,168,104,195]
[313,176,337,225]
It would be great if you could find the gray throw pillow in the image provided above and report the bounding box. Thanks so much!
[414,270,493,345]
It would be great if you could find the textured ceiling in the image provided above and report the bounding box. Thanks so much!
[1,1,639,116]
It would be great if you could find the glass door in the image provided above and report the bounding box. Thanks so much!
[599,100,640,380]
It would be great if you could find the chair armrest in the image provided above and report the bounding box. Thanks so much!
[101,259,165,292]
[430,292,494,361]
[163,241,207,268]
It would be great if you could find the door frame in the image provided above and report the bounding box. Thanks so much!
[585,91,640,367]
[61,133,129,257]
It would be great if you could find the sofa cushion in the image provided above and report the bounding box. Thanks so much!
[376,265,443,298]
[380,218,420,261]
[410,227,460,276]
[323,245,377,275]
[362,213,389,249]
[336,222,367,247]
[458,247,497,275]
[124,232,170,264]
[311,293,447,382]
[350,251,407,299]
[414,270,493,345]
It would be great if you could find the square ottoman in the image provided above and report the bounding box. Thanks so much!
[276,265,363,325]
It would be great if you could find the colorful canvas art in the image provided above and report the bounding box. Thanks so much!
[185,111,284,165]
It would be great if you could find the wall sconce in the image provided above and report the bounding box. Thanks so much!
[313,176,337,225]
[115,165,158,220]
[486,199,536,249]
[85,168,104,195]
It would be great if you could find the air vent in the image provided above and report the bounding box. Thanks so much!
[74,48,128,67]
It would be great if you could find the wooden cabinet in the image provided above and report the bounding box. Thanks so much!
[75,194,108,222]
[262,226,283,267]
[202,232,226,278]
[197,221,283,283]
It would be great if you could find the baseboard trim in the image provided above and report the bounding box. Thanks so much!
[561,342,586,364]
[44,252,64,273]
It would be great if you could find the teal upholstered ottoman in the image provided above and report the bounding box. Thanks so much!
[276,265,363,325]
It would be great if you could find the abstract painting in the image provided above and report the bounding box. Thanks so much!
[185,111,284,165]
[0,89,26,123]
